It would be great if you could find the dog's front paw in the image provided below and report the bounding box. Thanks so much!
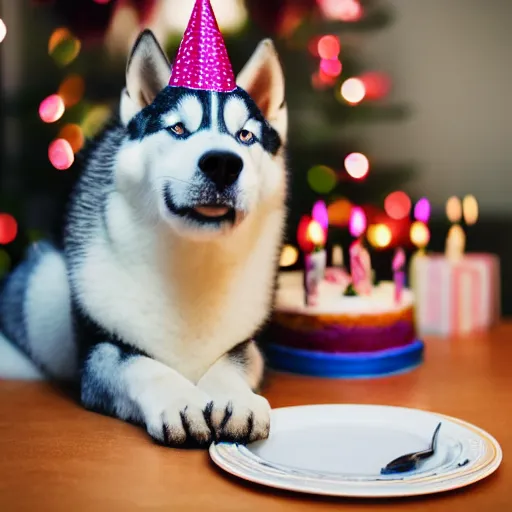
[141,385,214,448]
[207,392,271,444]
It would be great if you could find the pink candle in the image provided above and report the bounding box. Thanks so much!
[350,240,372,296]
[392,247,406,304]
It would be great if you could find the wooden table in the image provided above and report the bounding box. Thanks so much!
[0,325,510,511]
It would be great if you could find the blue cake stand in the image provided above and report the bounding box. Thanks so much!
[265,340,425,379]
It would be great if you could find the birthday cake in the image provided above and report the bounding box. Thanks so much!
[265,271,423,378]
[270,272,416,353]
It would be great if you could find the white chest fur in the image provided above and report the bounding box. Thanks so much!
[73,193,284,383]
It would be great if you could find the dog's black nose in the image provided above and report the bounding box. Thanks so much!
[198,151,243,191]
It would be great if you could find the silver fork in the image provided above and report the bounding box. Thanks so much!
[380,422,442,475]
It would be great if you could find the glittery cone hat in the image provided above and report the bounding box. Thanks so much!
[168,0,236,93]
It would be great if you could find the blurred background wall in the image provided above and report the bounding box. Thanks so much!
[361,0,512,216]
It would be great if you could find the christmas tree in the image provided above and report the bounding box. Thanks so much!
[0,0,417,279]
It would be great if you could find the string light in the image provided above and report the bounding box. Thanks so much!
[0,19,6,43]
[318,0,363,22]
[48,139,74,170]
[462,195,479,225]
[58,124,84,153]
[312,70,337,89]
[341,78,366,105]
[349,206,367,237]
[0,214,18,245]
[327,198,352,227]
[58,74,85,107]
[39,94,65,123]
[280,245,299,267]
[317,35,340,60]
[414,197,431,223]
[320,58,342,77]
[307,165,337,193]
[360,72,390,100]
[384,191,411,220]
[344,152,369,179]
[48,27,81,66]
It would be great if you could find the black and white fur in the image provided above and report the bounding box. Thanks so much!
[0,30,288,447]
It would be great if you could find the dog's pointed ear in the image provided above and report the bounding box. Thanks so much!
[125,29,170,113]
[237,39,287,136]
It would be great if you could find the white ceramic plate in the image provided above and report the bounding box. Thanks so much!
[210,404,502,498]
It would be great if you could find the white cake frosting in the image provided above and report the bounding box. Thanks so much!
[275,271,414,316]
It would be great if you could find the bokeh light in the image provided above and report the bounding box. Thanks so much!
[446,196,462,223]
[414,197,431,223]
[312,200,329,231]
[0,249,11,277]
[318,0,363,22]
[58,74,85,107]
[349,206,367,238]
[462,195,479,225]
[0,214,18,245]
[48,27,81,66]
[307,165,337,193]
[367,223,392,249]
[58,123,85,153]
[410,221,430,249]
[93,0,112,4]
[0,19,6,43]
[317,35,340,60]
[312,70,337,89]
[280,245,299,267]
[81,105,112,138]
[341,78,366,105]
[344,152,369,180]
[320,58,342,77]
[360,72,390,100]
[48,139,74,170]
[327,198,352,227]
[39,94,65,123]
[384,191,412,220]
[308,36,322,57]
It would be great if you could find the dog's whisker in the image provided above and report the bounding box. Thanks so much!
[156,176,194,186]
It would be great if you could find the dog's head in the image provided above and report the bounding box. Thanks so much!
[116,30,287,239]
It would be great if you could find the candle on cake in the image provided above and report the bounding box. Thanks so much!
[349,239,372,296]
[297,215,327,306]
[392,247,406,304]
[408,199,431,293]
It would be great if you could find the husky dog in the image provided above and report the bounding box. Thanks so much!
[0,30,288,447]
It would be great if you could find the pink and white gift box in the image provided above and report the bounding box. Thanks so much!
[412,253,500,336]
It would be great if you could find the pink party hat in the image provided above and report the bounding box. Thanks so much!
[169,0,236,93]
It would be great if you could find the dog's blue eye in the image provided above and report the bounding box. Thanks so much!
[169,123,186,136]
[238,129,255,145]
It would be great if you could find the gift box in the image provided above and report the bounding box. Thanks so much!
[412,253,500,336]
